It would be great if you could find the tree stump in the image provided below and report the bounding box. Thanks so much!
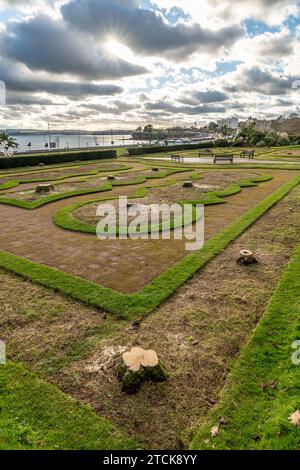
[152,168,160,172]
[35,184,54,194]
[107,175,116,181]
[236,249,258,265]
[115,347,167,394]
[183,181,194,188]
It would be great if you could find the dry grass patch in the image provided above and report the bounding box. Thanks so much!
[0,272,107,369]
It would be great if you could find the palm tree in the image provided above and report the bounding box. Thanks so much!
[0,132,19,155]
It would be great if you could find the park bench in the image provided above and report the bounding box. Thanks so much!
[240,149,255,159]
[213,153,234,164]
[171,154,184,163]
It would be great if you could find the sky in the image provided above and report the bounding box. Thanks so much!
[0,0,299,130]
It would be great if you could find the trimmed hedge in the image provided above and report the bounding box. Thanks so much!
[0,149,117,169]
[128,142,214,156]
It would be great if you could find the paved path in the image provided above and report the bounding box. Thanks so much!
[146,156,300,165]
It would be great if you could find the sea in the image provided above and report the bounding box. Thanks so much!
[11,133,148,153]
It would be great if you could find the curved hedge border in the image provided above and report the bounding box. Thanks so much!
[0,173,298,317]
[0,183,113,209]
[0,167,189,209]
[53,173,273,235]
[0,164,133,192]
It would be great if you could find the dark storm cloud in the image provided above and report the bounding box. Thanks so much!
[226,66,296,95]
[61,0,243,60]
[6,90,59,105]
[0,59,124,99]
[144,100,226,114]
[179,90,229,105]
[0,14,147,79]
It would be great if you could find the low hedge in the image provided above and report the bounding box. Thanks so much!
[128,142,214,156]
[0,149,117,169]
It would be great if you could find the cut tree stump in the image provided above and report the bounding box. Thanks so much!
[115,346,167,394]
[183,181,194,188]
[107,175,116,181]
[152,168,160,172]
[236,249,258,265]
[35,184,54,194]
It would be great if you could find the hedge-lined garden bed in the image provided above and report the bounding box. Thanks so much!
[0,149,117,169]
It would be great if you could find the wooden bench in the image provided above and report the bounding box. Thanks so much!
[213,154,234,164]
[240,149,255,159]
[171,154,184,163]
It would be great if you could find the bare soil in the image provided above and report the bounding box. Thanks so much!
[74,170,261,226]
[0,162,130,184]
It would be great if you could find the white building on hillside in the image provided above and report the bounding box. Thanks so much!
[217,117,239,130]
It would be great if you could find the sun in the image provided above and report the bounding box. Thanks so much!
[104,39,134,61]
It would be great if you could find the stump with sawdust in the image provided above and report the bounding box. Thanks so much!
[35,184,54,194]
[183,181,194,188]
[236,249,258,265]
[115,347,167,394]
[107,175,116,181]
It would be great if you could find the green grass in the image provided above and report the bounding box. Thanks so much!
[0,180,19,191]
[0,361,139,450]
[191,243,300,450]
[0,173,299,317]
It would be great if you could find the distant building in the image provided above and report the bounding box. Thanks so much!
[242,118,272,132]
[217,117,239,130]
[239,115,300,135]
[272,117,300,135]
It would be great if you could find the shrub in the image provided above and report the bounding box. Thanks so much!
[0,149,117,169]
[232,138,246,147]
[255,140,267,147]
[277,136,290,146]
[213,139,229,147]
[128,142,214,156]
[250,131,265,146]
